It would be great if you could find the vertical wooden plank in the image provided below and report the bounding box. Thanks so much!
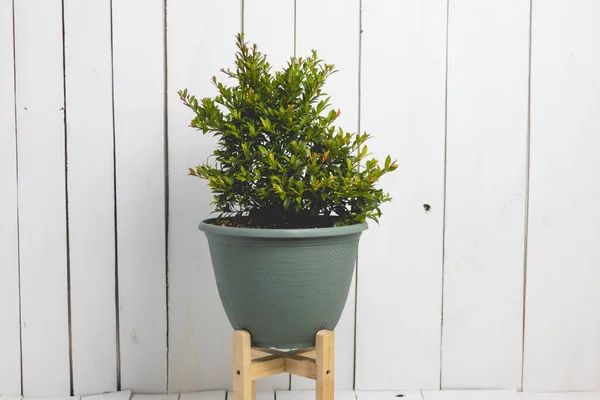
[112,0,167,392]
[243,0,294,390]
[442,0,530,389]
[523,0,600,392]
[293,0,359,390]
[355,0,447,390]
[13,1,72,395]
[0,0,21,395]
[14,0,71,396]
[166,0,240,392]
[243,0,294,68]
[64,0,117,395]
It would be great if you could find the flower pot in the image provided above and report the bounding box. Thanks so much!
[199,219,367,349]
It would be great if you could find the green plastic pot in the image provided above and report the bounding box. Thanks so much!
[199,219,367,349]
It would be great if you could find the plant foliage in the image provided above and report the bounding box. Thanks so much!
[179,34,397,228]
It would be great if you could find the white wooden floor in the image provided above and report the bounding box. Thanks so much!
[1,390,599,400]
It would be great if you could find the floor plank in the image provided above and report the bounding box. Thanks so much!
[180,392,226,400]
[131,396,178,400]
[520,393,600,400]
[422,391,521,400]
[6,392,600,400]
[82,391,131,400]
[23,397,81,400]
[356,391,423,400]
[275,391,355,400]
[226,391,273,400]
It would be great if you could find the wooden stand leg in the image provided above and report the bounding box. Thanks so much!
[233,331,255,400]
[233,329,333,400]
[316,330,334,400]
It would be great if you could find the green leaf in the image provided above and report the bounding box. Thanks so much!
[178,34,397,227]
[248,124,256,137]
[346,158,352,170]
[359,145,368,158]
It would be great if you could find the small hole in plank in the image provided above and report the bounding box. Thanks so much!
[236,370,241,375]
[326,370,330,375]
[423,204,431,211]
[396,395,404,398]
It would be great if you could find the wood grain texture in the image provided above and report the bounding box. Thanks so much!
[441,0,530,389]
[14,0,70,395]
[233,331,253,400]
[0,0,21,395]
[293,0,359,389]
[423,391,521,400]
[523,0,600,392]
[250,358,285,380]
[316,331,334,400]
[166,0,241,392]
[112,0,167,392]
[284,356,316,381]
[64,0,117,394]
[355,0,447,390]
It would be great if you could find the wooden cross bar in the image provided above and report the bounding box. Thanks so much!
[233,330,334,400]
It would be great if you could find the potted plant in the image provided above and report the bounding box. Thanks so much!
[179,34,397,349]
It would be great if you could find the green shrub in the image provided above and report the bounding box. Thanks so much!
[179,34,397,228]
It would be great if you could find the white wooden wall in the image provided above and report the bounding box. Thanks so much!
[1,0,599,396]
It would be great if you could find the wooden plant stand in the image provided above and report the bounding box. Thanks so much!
[233,330,334,400]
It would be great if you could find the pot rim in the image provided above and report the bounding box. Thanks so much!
[198,218,368,238]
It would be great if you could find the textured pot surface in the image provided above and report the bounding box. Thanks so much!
[199,220,367,349]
